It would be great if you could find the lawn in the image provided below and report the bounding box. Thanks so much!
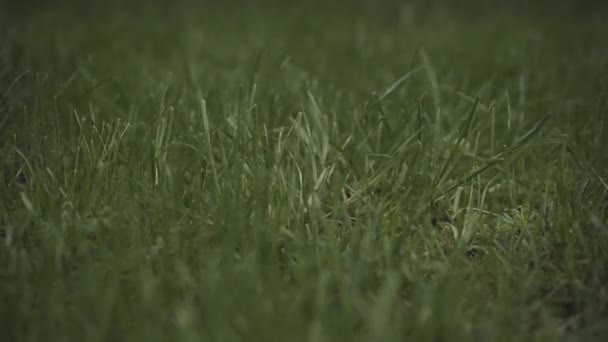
[1,0,608,341]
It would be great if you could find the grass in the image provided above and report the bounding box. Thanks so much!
[1,0,608,340]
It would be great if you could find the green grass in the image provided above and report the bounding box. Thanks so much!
[1,0,608,341]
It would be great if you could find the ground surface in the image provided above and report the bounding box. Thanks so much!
[1,0,608,341]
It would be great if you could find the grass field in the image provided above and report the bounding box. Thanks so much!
[1,0,608,340]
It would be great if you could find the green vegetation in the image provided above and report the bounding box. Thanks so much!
[1,1,607,340]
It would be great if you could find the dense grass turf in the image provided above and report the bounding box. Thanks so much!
[1,0,608,340]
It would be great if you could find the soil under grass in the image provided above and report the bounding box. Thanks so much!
[1,0,608,341]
